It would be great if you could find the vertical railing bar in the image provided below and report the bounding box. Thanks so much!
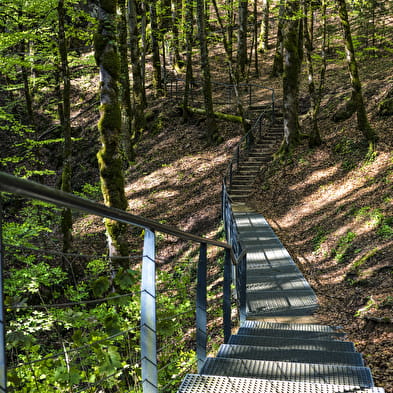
[223,248,231,343]
[0,198,7,393]
[239,251,247,323]
[141,229,157,393]
[196,242,207,373]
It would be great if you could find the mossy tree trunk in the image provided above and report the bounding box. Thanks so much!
[336,0,377,148]
[58,0,72,253]
[196,0,220,143]
[118,0,135,164]
[128,0,147,141]
[258,0,270,53]
[94,0,129,264]
[271,0,285,77]
[276,0,302,157]
[237,0,248,77]
[182,0,194,120]
[150,1,163,96]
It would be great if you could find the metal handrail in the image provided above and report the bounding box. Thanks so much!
[0,170,234,393]
[0,172,231,251]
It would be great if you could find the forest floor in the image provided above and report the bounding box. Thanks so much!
[68,44,393,389]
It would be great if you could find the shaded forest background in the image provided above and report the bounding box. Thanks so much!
[0,0,392,391]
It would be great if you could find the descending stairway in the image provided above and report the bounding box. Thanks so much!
[229,122,283,202]
[177,114,385,392]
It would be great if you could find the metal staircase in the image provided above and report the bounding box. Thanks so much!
[178,112,385,393]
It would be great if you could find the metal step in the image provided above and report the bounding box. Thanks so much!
[217,344,364,366]
[246,292,318,317]
[240,320,342,333]
[178,374,385,393]
[200,358,374,387]
[247,264,302,277]
[228,334,357,352]
[246,274,311,291]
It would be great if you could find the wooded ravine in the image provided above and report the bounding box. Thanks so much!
[0,0,392,392]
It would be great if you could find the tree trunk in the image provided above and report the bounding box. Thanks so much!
[129,0,147,141]
[271,0,285,77]
[150,1,163,96]
[171,0,182,71]
[336,0,376,147]
[307,0,328,148]
[212,0,248,134]
[276,0,301,157]
[196,0,220,143]
[58,0,73,253]
[94,0,129,263]
[226,0,234,63]
[118,0,135,164]
[182,0,194,120]
[258,0,269,53]
[237,0,248,77]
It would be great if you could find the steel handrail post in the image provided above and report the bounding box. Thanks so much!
[141,229,158,393]
[223,248,232,344]
[229,162,233,192]
[196,243,207,372]
[0,198,7,393]
[238,250,247,322]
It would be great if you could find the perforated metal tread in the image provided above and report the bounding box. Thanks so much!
[229,334,356,352]
[247,264,302,276]
[178,374,385,393]
[237,326,344,340]
[246,275,311,291]
[246,290,319,316]
[216,344,364,366]
[240,320,342,332]
[200,357,374,387]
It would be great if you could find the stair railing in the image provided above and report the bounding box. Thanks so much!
[222,182,247,322]
[0,171,235,393]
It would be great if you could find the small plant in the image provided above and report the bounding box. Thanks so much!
[331,231,357,263]
[312,227,327,253]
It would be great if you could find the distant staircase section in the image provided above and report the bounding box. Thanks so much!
[228,120,283,203]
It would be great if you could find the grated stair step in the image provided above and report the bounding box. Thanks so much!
[217,344,364,366]
[200,357,374,387]
[237,325,344,340]
[178,374,385,393]
[228,334,357,352]
[240,320,342,333]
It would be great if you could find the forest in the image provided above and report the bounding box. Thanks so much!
[0,0,392,392]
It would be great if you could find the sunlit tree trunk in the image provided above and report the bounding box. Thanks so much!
[58,0,72,253]
[258,0,269,53]
[196,0,220,143]
[336,0,376,147]
[171,0,182,71]
[94,0,129,263]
